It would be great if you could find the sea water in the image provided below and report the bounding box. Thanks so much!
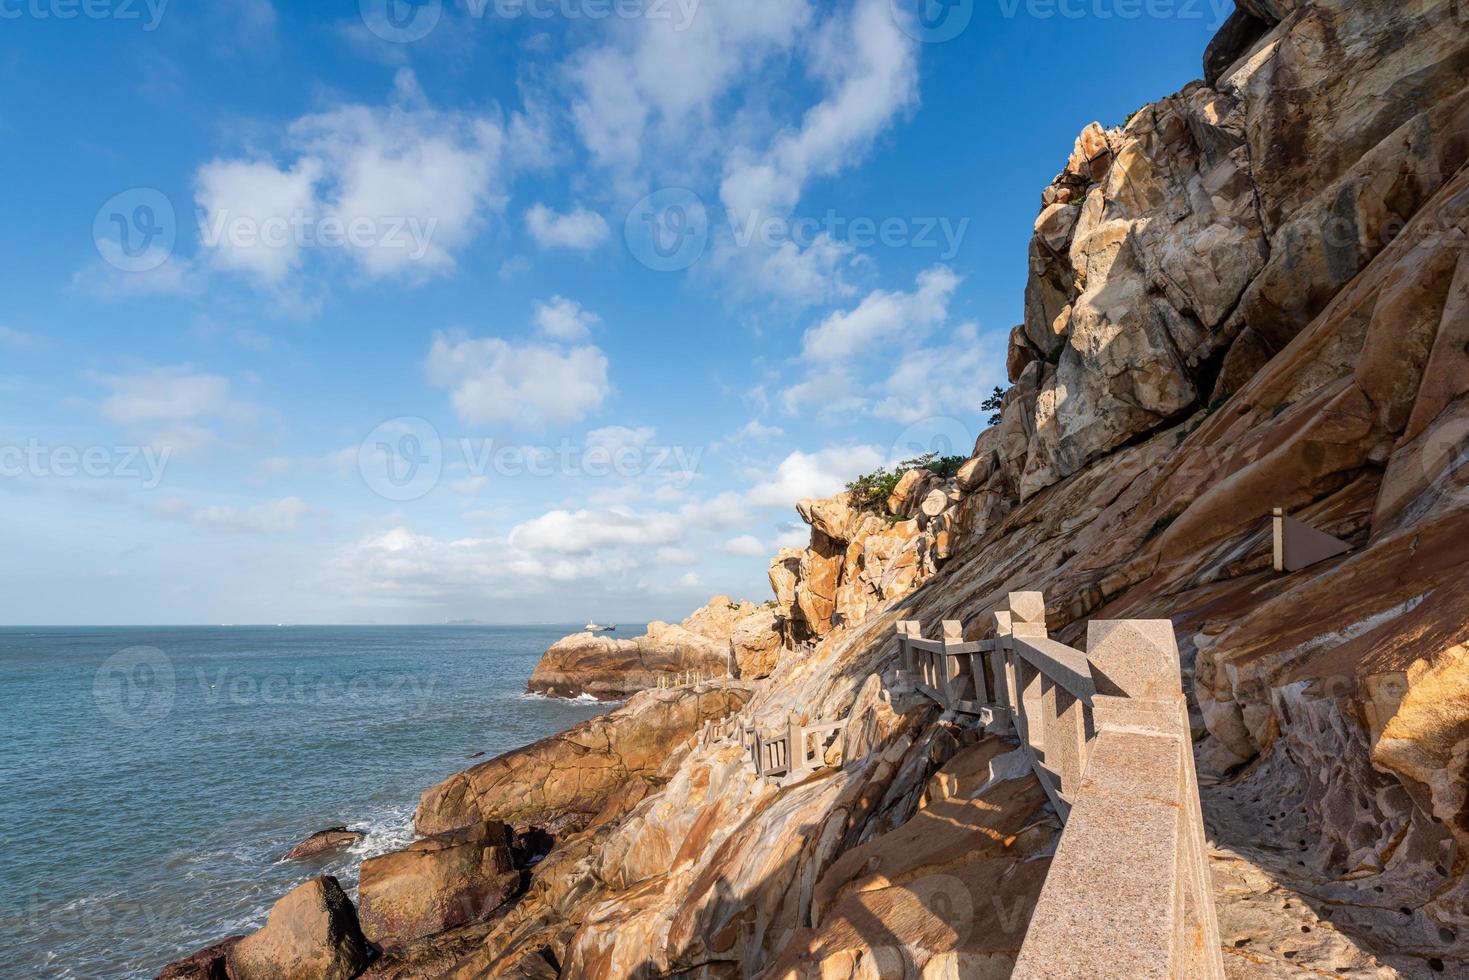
[0,625,624,978]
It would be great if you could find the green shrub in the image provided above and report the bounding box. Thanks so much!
[845,452,967,511]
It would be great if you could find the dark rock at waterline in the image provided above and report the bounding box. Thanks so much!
[282,827,365,861]
[156,936,243,979]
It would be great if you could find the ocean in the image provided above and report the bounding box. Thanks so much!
[0,625,623,979]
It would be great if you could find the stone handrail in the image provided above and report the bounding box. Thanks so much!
[897,592,1223,978]
[656,669,710,689]
[702,713,846,780]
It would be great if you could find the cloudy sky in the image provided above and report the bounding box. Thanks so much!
[0,0,1225,624]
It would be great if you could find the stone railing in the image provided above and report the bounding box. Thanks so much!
[655,669,713,689]
[703,713,846,781]
[897,592,1223,978]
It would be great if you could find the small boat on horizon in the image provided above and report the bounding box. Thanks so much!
[584,622,617,633]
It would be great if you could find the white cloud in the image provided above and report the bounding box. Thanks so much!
[98,367,233,427]
[746,445,884,509]
[525,204,610,250]
[679,491,752,531]
[425,331,611,428]
[655,546,699,566]
[720,534,768,557]
[194,158,321,283]
[509,507,683,554]
[74,248,202,298]
[566,0,811,180]
[721,418,784,446]
[871,322,1007,424]
[155,496,308,533]
[801,265,960,362]
[718,0,919,219]
[91,364,268,455]
[327,526,641,605]
[778,366,860,416]
[196,69,505,284]
[534,296,601,342]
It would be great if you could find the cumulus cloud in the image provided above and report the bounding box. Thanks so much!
[425,331,610,428]
[509,507,683,553]
[195,69,505,284]
[871,322,1007,424]
[534,296,601,342]
[801,265,960,362]
[719,534,768,557]
[745,445,884,509]
[91,365,265,453]
[328,526,642,605]
[525,204,610,250]
[679,491,753,531]
[154,496,308,533]
[718,0,919,219]
[566,0,811,180]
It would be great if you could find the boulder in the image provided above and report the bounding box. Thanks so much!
[886,468,932,517]
[795,493,856,541]
[767,548,803,618]
[227,876,369,980]
[729,608,782,680]
[282,828,364,862]
[358,821,520,948]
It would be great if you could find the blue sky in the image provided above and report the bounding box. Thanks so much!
[0,0,1232,624]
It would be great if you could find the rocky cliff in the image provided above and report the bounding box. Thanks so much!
[163,3,1469,977]
[526,597,782,699]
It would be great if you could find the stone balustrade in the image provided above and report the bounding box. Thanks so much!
[703,712,846,781]
[655,669,710,689]
[897,592,1224,978]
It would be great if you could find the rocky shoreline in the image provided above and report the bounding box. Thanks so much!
[160,3,1469,975]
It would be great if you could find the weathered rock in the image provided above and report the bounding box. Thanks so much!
[358,821,520,948]
[416,684,752,836]
[527,595,759,698]
[731,608,782,680]
[886,468,932,517]
[796,493,857,542]
[281,828,364,862]
[226,876,369,980]
[157,937,242,980]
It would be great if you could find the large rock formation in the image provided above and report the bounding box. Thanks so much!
[416,683,753,837]
[527,596,774,699]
